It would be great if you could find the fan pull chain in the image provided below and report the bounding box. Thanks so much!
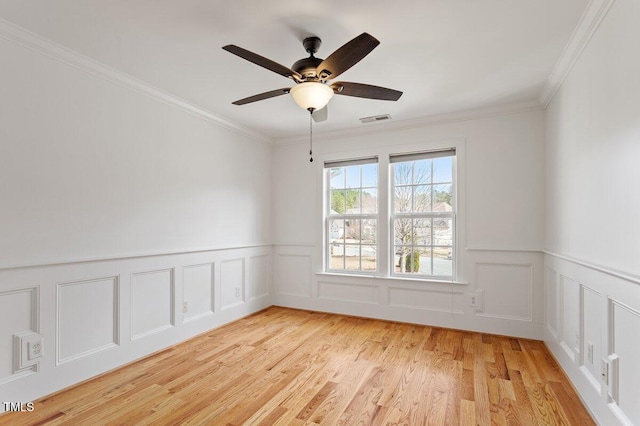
[309,108,314,163]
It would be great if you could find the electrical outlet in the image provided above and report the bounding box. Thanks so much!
[28,341,43,360]
[467,290,483,311]
[183,302,188,313]
[235,287,241,298]
[468,294,478,307]
[601,358,608,382]
[14,332,43,371]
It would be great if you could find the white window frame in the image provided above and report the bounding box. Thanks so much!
[319,139,465,284]
[390,149,456,280]
[324,157,379,275]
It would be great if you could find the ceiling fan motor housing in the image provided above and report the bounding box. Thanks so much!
[292,36,328,81]
[292,56,323,80]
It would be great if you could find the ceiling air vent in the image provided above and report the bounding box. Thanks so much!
[359,114,391,124]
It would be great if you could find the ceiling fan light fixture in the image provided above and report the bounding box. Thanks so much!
[290,82,334,111]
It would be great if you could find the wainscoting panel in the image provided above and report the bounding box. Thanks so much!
[183,263,214,322]
[476,263,533,321]
[609,299,640,425]
[220,258,244,310]
[274,245,543,339]
[57,277,119,364]
[130,269,175,339]
[0,245,272,406]
[389,286,463,314]
[318,281,378,304]
[544,253,640,426]
[276,253,312,297]
[248,255,269,301]
[580,284,602,390]
[546,267,558,339]
[0,287,38,384]
[560,274,580,360]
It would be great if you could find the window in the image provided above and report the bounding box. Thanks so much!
[391,149,455,278]
[325,158,378,273]
[323,148,456,280]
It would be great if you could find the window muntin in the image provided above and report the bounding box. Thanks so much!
[326,160,378,273]
[391,151,455,279]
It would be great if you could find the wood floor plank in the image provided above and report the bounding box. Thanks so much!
[0,307,594,425]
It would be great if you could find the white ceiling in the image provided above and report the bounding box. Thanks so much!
[0,0,589,140]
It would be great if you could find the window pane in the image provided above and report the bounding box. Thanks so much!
[433,157,453,183]
[394,248,433,275]
[344,218,359,241]
[393,246,408,273]
[329,219,344,243]
[330,190,346,214]
[362,219,377,244]
[345,245,361,270]
[434,217,453,246]
[330,168,344,189]
[394,218,413,246]
[394,186,412,213]
[413,159,432,184]
[394,162,412,185]
[329,244,345,270]
[414,218,432,246]
[362,188,377,213]
[433,247,452,276]
[362,245,377,271]
[361,163,377,187]
[418,248,433,275]
[413,185,432,212]
[346,191,362,214]
[433,184,453,210]
[346,166,361,188]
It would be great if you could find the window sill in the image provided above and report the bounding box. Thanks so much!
[316,271,468,286]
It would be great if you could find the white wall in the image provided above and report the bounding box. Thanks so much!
[0,28,273,404]
[0,38,272,268]
[273,110,546,339]
[544,0,640,424]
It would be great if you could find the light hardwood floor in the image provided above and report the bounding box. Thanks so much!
[1,307,594,425]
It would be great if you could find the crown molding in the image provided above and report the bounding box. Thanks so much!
[538,0,616,107]
[276,99,543,145]
[0,18,272,144]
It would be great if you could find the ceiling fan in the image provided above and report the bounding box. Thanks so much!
[222,33,403,122]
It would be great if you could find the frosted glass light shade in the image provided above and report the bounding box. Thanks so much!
[290,82,334,111]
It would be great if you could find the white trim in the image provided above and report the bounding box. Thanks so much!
[273,242,316,247]
[0,17,270,144]
[276,100,543,145]
[544,250,640,286]
[315,271,468,286]
[538,0,616,107]
[466,246,542,252]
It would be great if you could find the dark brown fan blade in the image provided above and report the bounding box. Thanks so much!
[312,106,327,122]
[331,82,402,101]
[223,45,301,81]
[315,33,380,80]
[232,88,290,105]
